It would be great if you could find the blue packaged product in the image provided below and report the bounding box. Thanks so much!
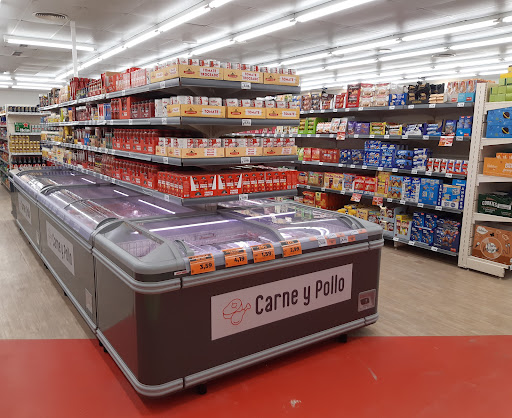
[424,213,438,229]
[419,178,442,205]
[444,120,457,135]
[464,116,473,128]
[434,225,460,252]
[351,149,364,164]
[412,212,425,227]
[487,108,512,123]
[420,228,434,246]
[381,155,394,168]
[364,150,381,166]
[425,123,443,136]
[396,150,413,159]
[410,226,421,242]
[486,123,512,138]
[403,177,421,202]
[395,159,413,169]
[339,149,352,163]
[405,124,424,135]
[364,140,382,150]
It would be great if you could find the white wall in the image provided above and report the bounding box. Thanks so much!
[0,89,43,106]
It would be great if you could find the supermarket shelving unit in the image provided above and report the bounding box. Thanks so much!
[459,83,512,277]
[41,76,300,205]
[0,106,47,190]
[292,98,475,260]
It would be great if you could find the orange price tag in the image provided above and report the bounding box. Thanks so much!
[348,235,356,242]
[351,193,362,202]
[357,228,367,234]
[326,238,337,246]
[251,243,275,263]
[223,248,248,268]
[372,196,383,206]
[189,253,215,275]
[280,240,302,257]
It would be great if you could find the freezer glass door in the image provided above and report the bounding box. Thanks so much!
[135,214,281,257]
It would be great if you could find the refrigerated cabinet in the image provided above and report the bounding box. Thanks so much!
[10,168,196,329]
[93,200,383,396]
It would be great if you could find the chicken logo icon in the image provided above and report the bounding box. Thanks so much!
[223,299,251,325]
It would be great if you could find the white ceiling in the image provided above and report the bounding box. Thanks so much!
[1,0,512,81]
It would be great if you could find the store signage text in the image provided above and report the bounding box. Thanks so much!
[211,264,353,340]
[18,194,32,225]
[46,221,75,275]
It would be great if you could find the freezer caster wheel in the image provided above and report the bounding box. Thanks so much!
[103,347,108,353]
[337,334,348,343]
[63,291,67,297]
[196,384,207,395]
[98,340,103,348]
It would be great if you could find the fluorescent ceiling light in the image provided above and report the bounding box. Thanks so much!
[262,62,280,68]
[434,58,502,71]
[503,16,512,23]
[479,70,506,75]
[209,0,234,7]
[15,77,60,83]
[190,39,234,56]
[281,52,331,66]
[296,0,378,23]
[4,36,95,52]
[125,30,160,49]
[99,46,126,60]
[325,58,376,70]
[16,82,63,88]
[452,36,512,50]
[0,75,12,81]
[302,74,339,82]
[56,69,74,81]
[0,86,9,89]
[159,6,210,32]
[379,47,446,62]
[378,66,434,77]
[381,60,431,72]
[13,85,56,90]
[234,19,296,42]
[335,67,379,78]
[402,19,498,42]
[332,38,400,56]
[297,66,325,75]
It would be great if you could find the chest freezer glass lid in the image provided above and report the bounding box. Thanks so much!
[50,192,195,241]
[226,201,364,241]
[133,213,281,257]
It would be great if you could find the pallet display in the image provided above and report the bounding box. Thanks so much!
[459,83,512,277]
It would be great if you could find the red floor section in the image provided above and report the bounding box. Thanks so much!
[1,336,512,418]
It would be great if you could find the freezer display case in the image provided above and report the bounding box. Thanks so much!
[93,200,383,397]
[37,186,196,329]
[10,168,110,254]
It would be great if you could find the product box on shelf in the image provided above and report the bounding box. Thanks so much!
[150,65,224,83]
[483,157,512,177]
[262,146,297,156]
[265,108,300,119]
[472,224,512,265]
[263,73,300,86]
[226,107,265,119]
[478,192,512,217]
[224,147,263,157]
[223,69,263,83]
[167,148,225,158]
[167,104,226,118]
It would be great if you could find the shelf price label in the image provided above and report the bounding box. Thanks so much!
[408,240,415,246]
[241,82,251,90]
[239,194,249,201]
[251,243,275,263]
[388,105,395,110]
[351,193,362,202]
[280,240,302,257]
[189,253,216,275]
[372,196,384,206]
[160,81,166,89]
[162,157,169,164]
[429,103,436,108]
[223,248,248,268]
[457,102,465,107]
[431,246,438,252]
[161,118,167,125]
[408,104,415,109]
[241,119,252,126]
[240,156,251,164]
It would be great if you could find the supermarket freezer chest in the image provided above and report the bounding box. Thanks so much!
[93,201,383,396]
[10,168,196,329]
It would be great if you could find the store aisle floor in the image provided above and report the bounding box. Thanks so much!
[1,186,512,417]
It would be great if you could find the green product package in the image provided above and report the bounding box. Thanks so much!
[306,117,326,134]
[478,193,512,218]
[14,122,31,133]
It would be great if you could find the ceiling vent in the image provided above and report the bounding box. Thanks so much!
[33,12,68,23]
[11,51,22,56]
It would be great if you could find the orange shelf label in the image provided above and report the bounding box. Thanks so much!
[223,248,248,268]
[280,240,302,257]
[189,253,215,275]
[251,243,275,263]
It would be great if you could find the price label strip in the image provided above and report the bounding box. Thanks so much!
[223,248,248,268]
[189,253,215,275]
[251,243,275,263]
[280,240,302,257]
